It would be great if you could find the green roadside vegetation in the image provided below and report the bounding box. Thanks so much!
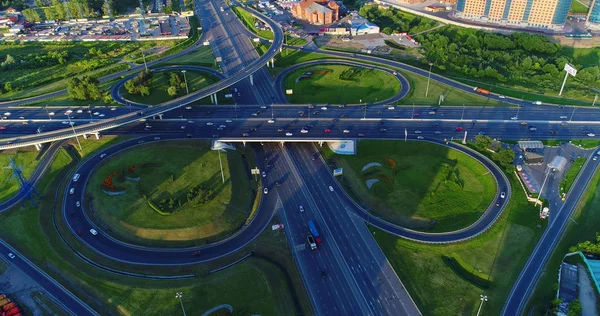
[0,140,311,315]
[561,157,586,196]
[359,5,439,35]
[368,142,543,315]
[527,163,600,314]
[156,45,217,68]
[272,49,502,106]
[120,70,220,105]
[543,139,600,149]
[254,42,270,56]
[285,34,308,46]
[570,0,590,14]
[87,141,257,247]
[283,64,401,104]
[321,141,496,232]
[0,148,41,203]
[0,260,8,274]
[30,77,121,107]
[232,6,274,39]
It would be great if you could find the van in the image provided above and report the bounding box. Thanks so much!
[73,173,80,182]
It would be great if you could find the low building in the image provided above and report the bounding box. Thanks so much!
[319,27,348,34]
[348,17,379,35]
[424,5,446,13]
[292,0,340,25]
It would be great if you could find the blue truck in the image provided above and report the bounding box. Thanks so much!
[308,220,322,244]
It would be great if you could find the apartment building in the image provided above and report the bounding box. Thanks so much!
[587,0,600,30]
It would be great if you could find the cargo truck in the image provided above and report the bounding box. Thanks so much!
[308,220,322,244]
[473,87,490,95]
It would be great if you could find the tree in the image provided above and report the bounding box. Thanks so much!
[475,135,492,150]
[567,299,582,316]
[495,147,515,172]
[34,0,46,7]
[67,76,102,101]
[4,82,12,93]
[1,54,16,69]
[167,86,178,97]
[22,8,41,22]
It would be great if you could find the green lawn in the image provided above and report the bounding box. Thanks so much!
[0,260,8,274]
[29,77,122,107]
[570,0,590,14]
[561,157,586,195]
[87,141,257,246]
[284,64,401,104]
[120,70,220,105]
[371,171,542,315]
[156,45,217,68]
[270,50,334,76]
[322,141,496,232]
[232,6,274,39]
[0,149,41,203]
[285,34,307,46]
[0,142,308,316]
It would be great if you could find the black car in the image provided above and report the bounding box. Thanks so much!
[495,201,500,207]
[358,133,365,137]
[380,128,387,132]
[379,120,385,125]
[242,133,250,137]
[340,115,348,119]
[277,128,284,133]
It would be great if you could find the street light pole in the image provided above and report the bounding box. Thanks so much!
[425,62,433,98]
[175,292,187,316]
[44,106,52,120]
[363,106,367,120]
[141,49,148,72]
[66,113,82,151]
[476,295,488,316]
[569,106,576,122]
[461,104,466,121]
[217,149,225,184]
[181,70,189,94]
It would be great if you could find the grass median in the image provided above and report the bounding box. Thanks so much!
[322,140,496,232]
[0,148,43,203]
[283,64,400,104]
[0,141,311,315]
[86,140,257,247]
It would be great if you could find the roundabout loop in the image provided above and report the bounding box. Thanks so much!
[274,59,410,106]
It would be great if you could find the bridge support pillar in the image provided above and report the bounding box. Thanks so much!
[152,115,156,120]
[94,132,100,140]
[318,141,323,147]
[242,141,246,147]
[462,131,467,145]
[158,114,163,120]
[34,144,41,151]
[214,93,218,106]
[271,59,274,68]
[281,141,285,146]
[250,75,254,86]
[82,134,88,140]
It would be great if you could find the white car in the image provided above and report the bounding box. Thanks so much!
[62,121,69,125]
[188,121,194,124]
[414,130,422,134]
[154,137,161,140]
[263,188,268,195]
[268,119,275,124]
[328,185,334,192]
[262,171,266,178]
[343,129,350,134]
[93,112,100,116]
[226,119,233,123]
[560,116,567,119]
[511,116,518,120]
[185,106,192,110]
[219,125,226,128]
[260,106,267,109]
[417,136,424,140]
[100,153,106,158]
[286,132,293,136]
[387,106,395,110]
[321,107,328,110]
[206,122,214,126]
[299,205,304,212]
[588,133,596,137]
[76,109,83,113]
[181,126,186,129]
[65,110,72,114]
[110,107,116,111]
[69,188,75,194]
[98,114,105,117]
[498,95,506,99]
[301,129,308,134]
[7,253,15,259]
[76,201,80,207]
[90,229,98,236]
[500,192,506,199]
[434,131,442,134]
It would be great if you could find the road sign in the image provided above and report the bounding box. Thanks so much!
[215,57,222,62]
[224,94,232,98]
[253,38,260,42]
[333,168,343,176]
[564,63,577,77]
[286,89,293,95]
[272,224,284,230]
[251,168,260,175]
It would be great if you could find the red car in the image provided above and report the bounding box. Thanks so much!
[0,126,6,130]
[324,129,331,133]
[193,250,201,256]
[76,229,83,236]
[309,105,315,109]
[413,113,420,117]
[455,127,463,131]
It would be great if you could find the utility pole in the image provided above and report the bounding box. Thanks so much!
[570,106,576,122]
[461,104,466,121]
[65,112,82,151]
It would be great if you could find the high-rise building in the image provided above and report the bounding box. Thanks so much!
[455,0,572,30]
[586,0,600,29]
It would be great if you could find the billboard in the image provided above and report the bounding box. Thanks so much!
[333,168,343,176]
[285,89,293,95]
[564,63,577,77]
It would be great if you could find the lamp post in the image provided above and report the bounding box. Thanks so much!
[141,49,148,72]
[65,112,82,151]
[461,104,466,121]
[217,149,225,184]
[425,62,433,98]
[569,106,576,122]
[44,106,52,120]
[181,70,189,94]
[175,292,187,316]
[476,295,488,316]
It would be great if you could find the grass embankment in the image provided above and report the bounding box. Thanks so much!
[156,45,217,68]
[371,168,543,315]
[88,141,257,247]
[0,149,41,203]
[284,64,400,104]
[0,260,8,274]
[232,6,274,39]
[285,34,307,46]
[120,70,220,105]
[322,141,496,232]
[570,0,590,14]
[561,157,586,196]
[271,50,502,106]
[0,141,310,315]
[527,165,600,314]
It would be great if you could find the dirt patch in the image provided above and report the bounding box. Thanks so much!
[552,36,600,48]
[0,265,60,315]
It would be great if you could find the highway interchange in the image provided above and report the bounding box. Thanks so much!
[1,0,600,315]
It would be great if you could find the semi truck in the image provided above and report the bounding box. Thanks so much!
[473,87,490,95]
[308,220,322,244]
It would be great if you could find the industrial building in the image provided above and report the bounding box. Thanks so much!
[455,0,572,30]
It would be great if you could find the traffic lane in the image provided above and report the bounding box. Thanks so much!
[502,153,600,315]
[267,144,364,315]
[0,242,97,316]
[289,143,415,315]
[64,140,279,264]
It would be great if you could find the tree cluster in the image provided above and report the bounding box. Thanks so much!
[570,232,600,255]
[475,135,515,172]
[67,75,102,100]
[166,72,187,97]
[124,70,153,96]
[360,5,437,35]
[22,8,41,22]
[0,0,27,10]
[0,51,69,71]
[43,0,103,21]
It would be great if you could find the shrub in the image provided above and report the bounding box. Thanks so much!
[102,171,119,190]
